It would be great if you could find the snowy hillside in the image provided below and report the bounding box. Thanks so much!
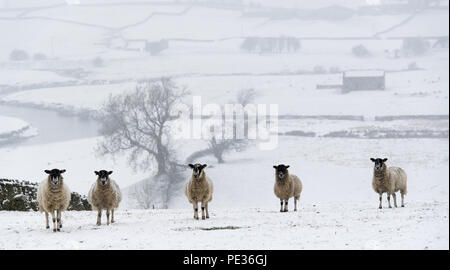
[0,134,447,208]
[0,201,447,249]
[0,0,448,251]
[0,1,448,60]
[3,68,449,117]
[0,115,29,134]
[0,115,37,144]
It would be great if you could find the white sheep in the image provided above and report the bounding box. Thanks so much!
[273,164,302,212]
[88,170,122,225]
[37,169,71,232]
[371,158,407,209]
[185,164,213,220]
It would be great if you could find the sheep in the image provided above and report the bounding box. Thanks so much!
[273,164,302,212]
[185,164,213,220]
[371,158,407,209]
[37,169,71,232]
[88,170,122,225]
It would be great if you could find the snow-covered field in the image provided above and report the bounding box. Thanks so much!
[0,0,448,250]
[1,3,447,58]
[0,134,447,206]
[2,67,449,117]
[0,201,447,250]
[0,115,37,144]
[2,82,135,113]
[0,115,29,135]
[0,69,73,87]
[0,137,149,194]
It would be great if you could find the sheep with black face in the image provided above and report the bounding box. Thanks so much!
[184,164,214,220]
[371,158,407,209]
[88,170,122,225]
[273,164,302,212]
[37,169,71,232]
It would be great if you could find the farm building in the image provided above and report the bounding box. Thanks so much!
[146,39,169,55]
[342,70,386,92]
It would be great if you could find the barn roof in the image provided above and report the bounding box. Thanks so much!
[344,70,385,77]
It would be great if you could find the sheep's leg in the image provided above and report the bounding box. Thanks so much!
[392,193,398,208]
[106,209,110,225]
[284,199,289,212]
[56,210,62,231]
[201,201,206,220]
[280,199,284,212]
[97,209,102,226]
[193,203,199,220]
[378,193,383,209]
[294,197,298,212]
[45,212,50,229]
[387,194,392,208]
[205,203,210,219]
[50,211,57,232]
[401,192,405,207]
[111,209,115,223]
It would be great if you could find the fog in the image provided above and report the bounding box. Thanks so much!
[0,0,448,208]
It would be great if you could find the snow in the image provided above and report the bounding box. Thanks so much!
[0,115,29,135]
[381,10,449,38]
[168,136,449,210]
[0,201,447,249]
[0,69,71,86]
[0,0,448,250]
[0,134,447,207]
[0,115,38,144]
[13,194,25,199]
[2,82,135,111]
[1,3,447,60]
[344,70,385,77]
[2,68,448,117]
[0,137,149,195]
[277,118,449,136]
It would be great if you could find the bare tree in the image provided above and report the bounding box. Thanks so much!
[208,135,248,163]
[97,78,188,176]
[129,180,153,209]
[352,44,371,58]
[206,88,256,163]
[236,88,257,107]
[97,78,189,208]
[241,36,300,54]
[240,37,258,52]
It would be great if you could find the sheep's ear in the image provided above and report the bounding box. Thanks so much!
[60,169,66,174]
[94,171,99,175]
[273,165,277,169]
[286,165,290,168]
[382,158,388,162]
[202,164,207,169]
[370,158,376,162]
[44,170,51,174]
[108,171,113,175]
[188,164,194,169]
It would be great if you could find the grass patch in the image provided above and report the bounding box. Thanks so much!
[175,226,247,232]
[200,226,243,231]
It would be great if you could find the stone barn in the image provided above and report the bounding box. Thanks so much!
[145,39,169,55]
[342,70,385,92]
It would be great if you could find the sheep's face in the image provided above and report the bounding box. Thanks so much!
[188,164,207,180]
[45,169,66,185]
[370,158,388,172]
[95,170,113,186]
[273,164,290,180]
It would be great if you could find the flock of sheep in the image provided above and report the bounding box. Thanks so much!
[37,169,122,231]
[37,158,407,232]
